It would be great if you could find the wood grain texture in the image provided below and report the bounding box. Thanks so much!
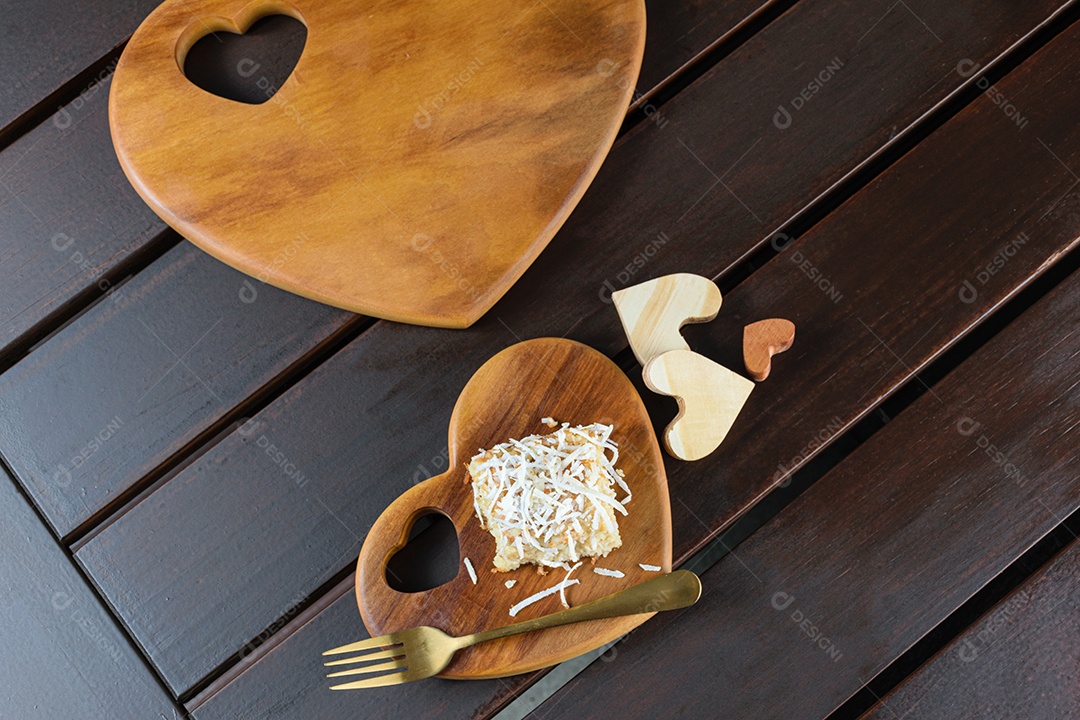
[0,0,157,142]
[612,273,722,366]
[742,318,795,381]
[357,338,670,677]
[643,349,754,461]
[862,541,1080,720]
[0,241,354,540]
[0,467,177,719]
[111,0,646,327]
[532,243,1080,720]
[75,0,1080,698]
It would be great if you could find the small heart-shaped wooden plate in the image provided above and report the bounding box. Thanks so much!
[110,0,646,328]
[356,338,671,678]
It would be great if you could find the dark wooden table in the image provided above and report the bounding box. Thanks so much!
[2,1,1078,718]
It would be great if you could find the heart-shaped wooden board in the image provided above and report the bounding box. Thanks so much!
[109,0,646,328]
[356,338,671,678]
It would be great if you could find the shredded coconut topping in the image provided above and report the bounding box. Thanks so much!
[463,557,477,585]
[560,561,583,608]
[509,578,580,617]
[639,563,662,572]
[468,423,630,572]
[505,579,516,589]
[593,567,625,578]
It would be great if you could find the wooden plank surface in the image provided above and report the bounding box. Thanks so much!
[862,540,1080,720]
[182,11,1080,715]
[0,0,771,369]
[635,1,783,107]
[532,247,1080,720]
[0,0,157,142]
[0,74,165,366]
[0,0,786,533]
[0,241,356,540]
[0,467,177,718]
[73,0,1079,698]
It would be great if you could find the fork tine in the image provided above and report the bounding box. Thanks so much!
[322,635,401,656]
[323,647,404,667]
[329,669,409,690]
[325,657,407,679]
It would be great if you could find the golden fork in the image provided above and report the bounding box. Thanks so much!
[323,569,702,689]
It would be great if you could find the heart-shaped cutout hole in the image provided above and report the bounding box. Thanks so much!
[183,13,306,104]
[385,512,460,593]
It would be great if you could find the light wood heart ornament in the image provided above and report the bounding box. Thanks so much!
[356,338,671,678]
[644,350,755,462]
[612,273,723,366]
[110,0,646,328]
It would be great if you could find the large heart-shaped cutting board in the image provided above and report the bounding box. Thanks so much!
[110,0,646,327]
[356,338,671,678]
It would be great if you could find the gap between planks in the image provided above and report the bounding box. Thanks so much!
[624,0,798,119]
[68,314,376,551]
[828,506,1080,720]
[0,40,129,152]
[0,451,187,717]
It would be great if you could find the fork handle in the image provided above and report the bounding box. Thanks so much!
[460,570,701,648]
